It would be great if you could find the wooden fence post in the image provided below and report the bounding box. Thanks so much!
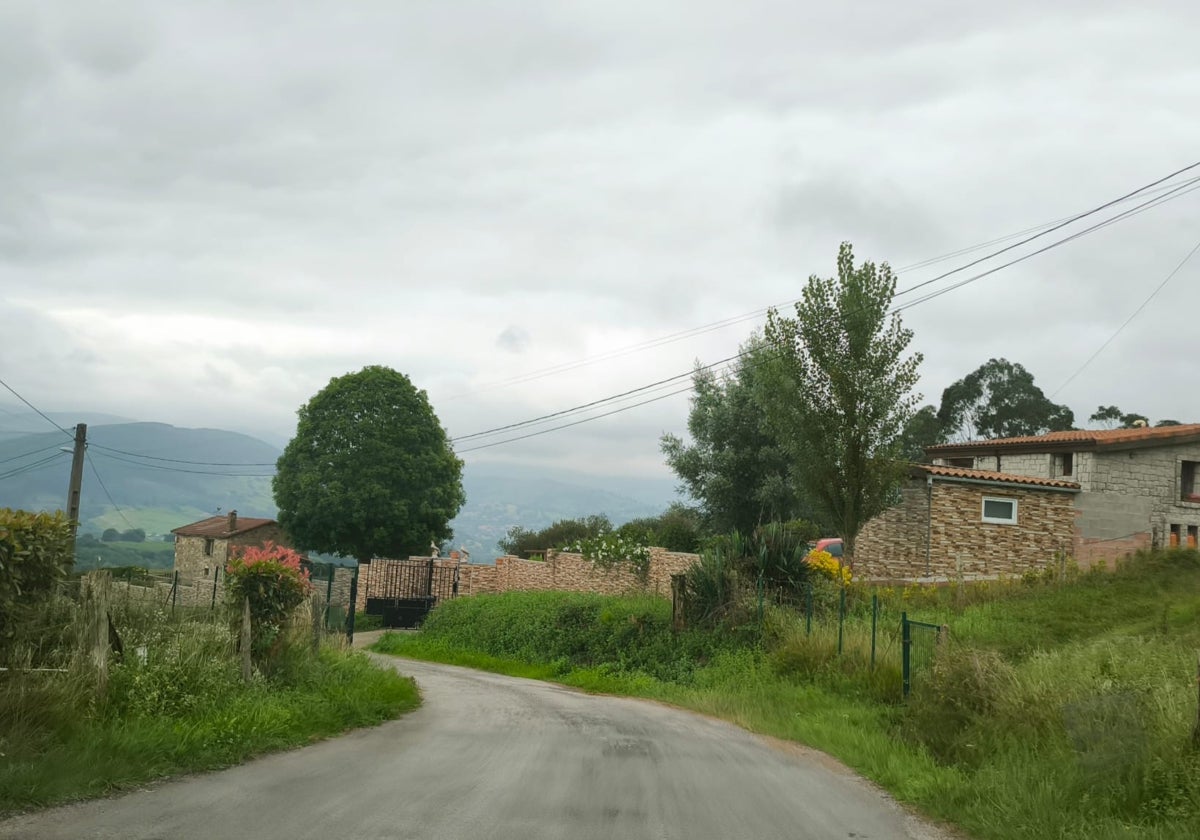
[240,596,253,683]
[88,571,111,697]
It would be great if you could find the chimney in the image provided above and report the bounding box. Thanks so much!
[227,510,237,532]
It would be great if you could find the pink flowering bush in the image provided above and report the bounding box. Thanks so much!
[225,541,312,660]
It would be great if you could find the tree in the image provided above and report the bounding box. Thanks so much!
[498,515,613,557]
[1089,405,1147,429]
[101,528,120,542]
[273,366,465,563]
[661,335,812,534]
[757,242,922,565]
[936,358,1073,440]
[898,404,944,462]
[120,528,146,543]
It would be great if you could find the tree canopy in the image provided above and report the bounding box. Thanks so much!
[757,243,922,562]
[273,365,465,562]
[936,358,1073,441]
[660,335,812,534]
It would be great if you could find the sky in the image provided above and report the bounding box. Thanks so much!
[2,0,1199,480]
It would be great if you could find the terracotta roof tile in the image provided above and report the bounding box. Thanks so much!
[927,423,1200,452]
[172,515,276,539]
[917,464,1080,490]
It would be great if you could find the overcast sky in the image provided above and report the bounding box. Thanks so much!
[2,0,1198,480]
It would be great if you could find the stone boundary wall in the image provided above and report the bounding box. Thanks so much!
[357,547,699,611]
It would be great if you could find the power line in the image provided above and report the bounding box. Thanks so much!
[0,442,64,465]
[90,449,276,477]
[85,452,138,531]
[0,452,68,482]
[444,164,1200,399]
[449,169,1200,448]
[1051,236,1200,398]
[88,443,277,467]
[454,384,697,454]
[0,377,73,439]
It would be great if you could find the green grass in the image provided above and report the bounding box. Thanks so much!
[373,551,1200,840]
[2,619,419,816]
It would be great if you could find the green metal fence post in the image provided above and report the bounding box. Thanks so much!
[170,570,178,615]
[211,566,219,610]
[837,586,845,655]
[345,564,359,644]
[901,611,911,697]
[870,593,878,670]
[756,572,764,625]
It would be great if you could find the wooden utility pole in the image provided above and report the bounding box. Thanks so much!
[65,423,87,569]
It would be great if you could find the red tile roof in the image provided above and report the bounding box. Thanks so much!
[172,515,276,539]
[927,423,1200,454]
[917,464,1080,490]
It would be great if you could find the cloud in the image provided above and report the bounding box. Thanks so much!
[1,0,1198,480]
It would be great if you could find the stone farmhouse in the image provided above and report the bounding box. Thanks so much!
[855,424,1200,581]
[172,510,286,578]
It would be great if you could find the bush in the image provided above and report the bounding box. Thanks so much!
[224,542,312,661]
[0,509,73,642]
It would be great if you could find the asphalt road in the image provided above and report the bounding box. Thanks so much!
[0,655,955,840]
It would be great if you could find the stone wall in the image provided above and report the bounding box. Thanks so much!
[855,479,1076,580]
[173,524,287,578]
[357,547,698,610]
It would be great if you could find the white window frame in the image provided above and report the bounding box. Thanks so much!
[981,496,1018,525]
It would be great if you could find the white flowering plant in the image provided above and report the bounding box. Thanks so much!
[563,530,652,580]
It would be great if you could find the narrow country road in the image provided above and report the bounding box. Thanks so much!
[0,655,955,840]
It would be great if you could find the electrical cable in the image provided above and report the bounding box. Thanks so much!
[89,449,276,477]
[85,451,138,531]
[0,442,64,465]
[0,377,73,438]
[1050,236,1200,398]
[0,452,67,481]
[88,443,277,467]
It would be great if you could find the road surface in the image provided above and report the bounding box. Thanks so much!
[0,655,955,840]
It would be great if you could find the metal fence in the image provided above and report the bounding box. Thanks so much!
[901,612,943,697]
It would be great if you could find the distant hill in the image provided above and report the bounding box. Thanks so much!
[0,419,681,561]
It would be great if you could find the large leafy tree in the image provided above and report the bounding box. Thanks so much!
[660,335,810,534]
[936,358,1073,441]
[757,243,922,564]
[273,366,465,563]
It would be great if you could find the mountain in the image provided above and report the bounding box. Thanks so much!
[0,420,681,560]
[0,408,135,442]
[0,422,279,537]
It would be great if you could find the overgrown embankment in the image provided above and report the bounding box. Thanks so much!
[374,550,1200,840]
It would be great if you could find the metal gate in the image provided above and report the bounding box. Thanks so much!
[901,612,943,697]
[365,558,459,628]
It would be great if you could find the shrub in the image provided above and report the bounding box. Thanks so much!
[0,509,73,642]
[224,542,312,661]
[805,549,851,585]
[564,531,651,579]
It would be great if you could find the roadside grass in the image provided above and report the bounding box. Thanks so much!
[1,607,419,816]
[373,550,1200,840]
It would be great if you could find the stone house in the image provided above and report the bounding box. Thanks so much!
[855,464,1078,581]
[171,510,286,578]
[924,424,1200,568]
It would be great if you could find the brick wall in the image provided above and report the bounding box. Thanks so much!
[855,478,1076,580]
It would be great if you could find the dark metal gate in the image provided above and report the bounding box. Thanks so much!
[365,558,459,628]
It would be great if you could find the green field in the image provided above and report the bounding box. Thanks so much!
[74,540,177,571]
[374,550,1200,840]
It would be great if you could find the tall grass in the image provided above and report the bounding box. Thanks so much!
[0,580,419,815]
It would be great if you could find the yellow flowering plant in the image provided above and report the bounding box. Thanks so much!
[805,549,851,585]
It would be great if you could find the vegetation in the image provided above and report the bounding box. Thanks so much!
[499,514,614,557]
[224,542,313,662]
[758,242,922,564]
[375,549,1200,840]
[273,365,465,562]
[661,336,813,533]
[1,579,418,815]
[936,358,1073,441]
[73,539,176,571]
[0,509,72,639]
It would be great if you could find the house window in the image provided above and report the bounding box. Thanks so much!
[204,538,214,557]
[1170,524,1181,547]
[1059,453,1073,477]
[982,496,1018,525]
[947,457,974,469]
[1182,461,1199,501]
[1189,526,1198,549]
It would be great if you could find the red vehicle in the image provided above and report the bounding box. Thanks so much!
[806,538,843,560]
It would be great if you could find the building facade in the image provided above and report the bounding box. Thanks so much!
[172,510,286,577]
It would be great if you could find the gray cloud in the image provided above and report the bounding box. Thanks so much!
[2,0,1199,479]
